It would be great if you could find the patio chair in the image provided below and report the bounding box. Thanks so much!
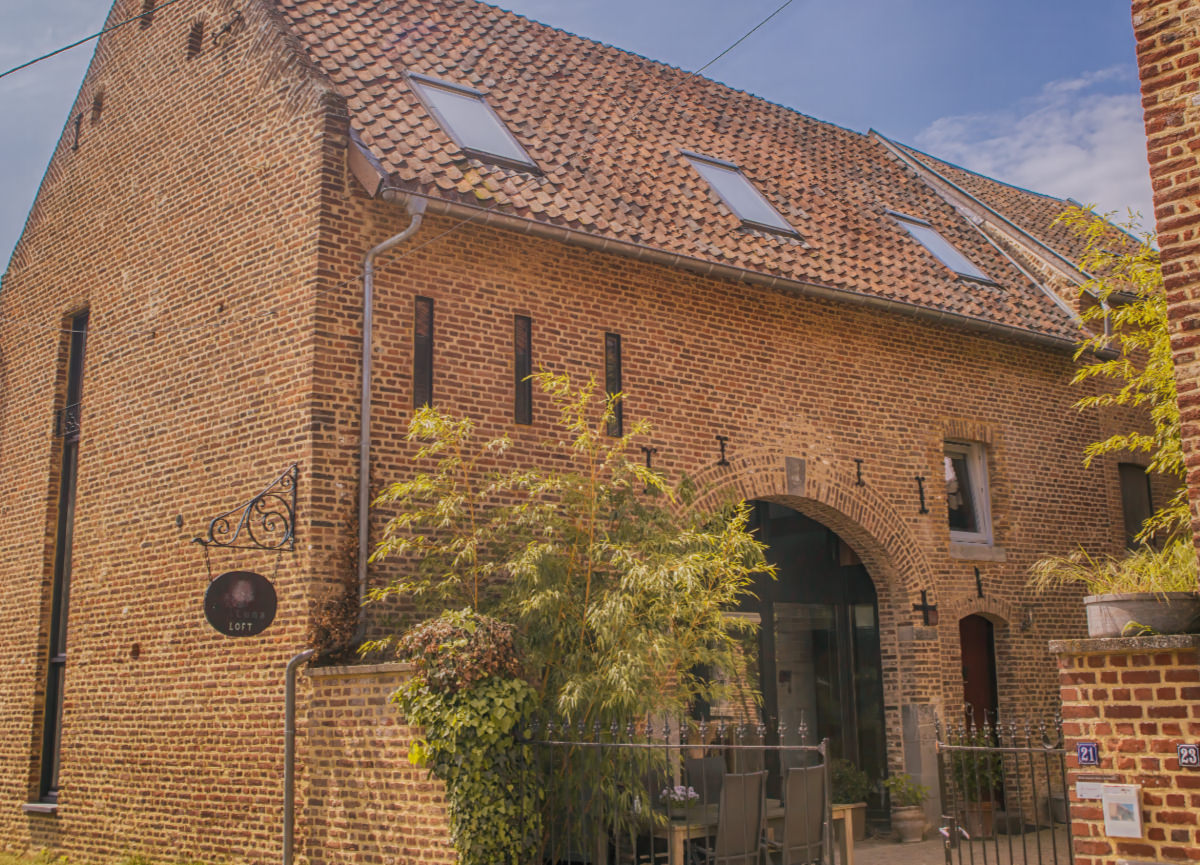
[691,770,767,865]
[764,766,825,865]
[685,755,727,805]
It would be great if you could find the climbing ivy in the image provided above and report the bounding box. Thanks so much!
[393,611,542,865]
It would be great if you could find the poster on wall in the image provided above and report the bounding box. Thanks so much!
[1101,784,1142,839]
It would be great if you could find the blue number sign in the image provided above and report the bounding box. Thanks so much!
[1076,742,1100,767]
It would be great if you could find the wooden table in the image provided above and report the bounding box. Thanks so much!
[655,801,853,865]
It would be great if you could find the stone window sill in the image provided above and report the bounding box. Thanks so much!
[22,802,58,815]
[949,542,1007,563]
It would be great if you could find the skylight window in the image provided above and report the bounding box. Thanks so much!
[683,151,796,235]
[408,73,536,170]
[892,213,991,282]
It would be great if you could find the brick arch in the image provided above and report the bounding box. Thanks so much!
[939,595,1017,628]
[687,449,936,603]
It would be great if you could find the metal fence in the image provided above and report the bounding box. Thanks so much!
[936,716,1073,865]
[529,719,833,865]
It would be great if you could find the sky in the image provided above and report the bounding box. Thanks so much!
[0,0,1154,272]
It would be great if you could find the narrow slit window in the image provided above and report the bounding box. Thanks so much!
[413,297,434,408]
[1118,462,1153,548]
[604,332,623,437]
[41,309,89,804]
[408,73,537,170]
[892,213,991,282]
[683,151,796,235]
[514,315,532,425]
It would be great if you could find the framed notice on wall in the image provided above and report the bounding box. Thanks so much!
[1101,784,1142,839]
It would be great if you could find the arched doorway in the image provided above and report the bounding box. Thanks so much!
[744,501,889,818]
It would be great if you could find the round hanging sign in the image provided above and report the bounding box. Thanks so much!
[204,570,277,637]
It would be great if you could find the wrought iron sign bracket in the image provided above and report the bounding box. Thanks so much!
[194,464,299,552]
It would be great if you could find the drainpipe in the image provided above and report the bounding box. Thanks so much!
[281,193,426,865]
[357,193,427,642]
[283,647,315,865]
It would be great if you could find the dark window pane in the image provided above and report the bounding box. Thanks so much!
[413,297,433,408]
[945,453,978,533]
[514,315,532,425]
[604,332,622,437]
[1118,462,1153,547]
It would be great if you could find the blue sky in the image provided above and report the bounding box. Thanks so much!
[0,0,1152,272]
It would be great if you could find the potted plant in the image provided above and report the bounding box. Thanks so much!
[948,730,1003,838]
[1028,208,1200,639]
[830,758,871,842]
[882,773,928,843]
[1030,541,1200,637]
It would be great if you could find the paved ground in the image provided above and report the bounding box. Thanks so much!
[855,826,1073,865]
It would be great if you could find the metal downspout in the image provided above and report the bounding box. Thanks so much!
[357,193,426,642]
[282,193,426,865]
[283,647,315,865]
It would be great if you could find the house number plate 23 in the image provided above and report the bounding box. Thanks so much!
[204,571,277,637]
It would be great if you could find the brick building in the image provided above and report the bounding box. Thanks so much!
[0,0,1157,859]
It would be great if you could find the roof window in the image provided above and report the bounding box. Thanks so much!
[683,151,796,235]
[891,212,991,282]
[408,73,537,171]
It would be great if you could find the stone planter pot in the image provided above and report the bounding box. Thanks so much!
[891,805,926,843]
[1084,592,1200,638]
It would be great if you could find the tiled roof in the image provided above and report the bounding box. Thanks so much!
[887,142,1137,273]
[274,0,1085,343]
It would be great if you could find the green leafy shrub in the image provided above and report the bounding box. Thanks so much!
[947,730,1003,802]
[882,773,928,807]
[394,610,541,865]
[830,758,872,804]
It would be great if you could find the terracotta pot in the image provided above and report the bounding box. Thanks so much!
[1084,592,1200,638]
[962,800,994,838]
[891,805,926,843]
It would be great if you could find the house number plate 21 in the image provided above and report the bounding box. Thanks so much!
[1076,742,1100,767]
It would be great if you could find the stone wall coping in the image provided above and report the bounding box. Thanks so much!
[1048,634,1200,655]
[306,661,415,678]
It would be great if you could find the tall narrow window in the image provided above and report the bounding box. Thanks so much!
[1118,462,1153,547]
[40,309,89,804]
[944,440,991,546]
[604,332,623,437]
[413,297,434,408]
[514,315,532,425]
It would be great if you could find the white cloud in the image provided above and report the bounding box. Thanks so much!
[915,66,1155,230]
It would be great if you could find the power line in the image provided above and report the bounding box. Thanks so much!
[0,0,190,81]
[2,0,797,341]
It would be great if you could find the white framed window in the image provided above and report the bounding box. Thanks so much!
[945,441,992,545]
[408,73,538,170]
[682,151,797,235]
[891,212,992,282]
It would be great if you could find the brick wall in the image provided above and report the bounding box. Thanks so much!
[0,0,1164,858]
[0,0,346,859]
[1132,0,1200,553]
[1052,635,1200,865]
[302,664,454,865]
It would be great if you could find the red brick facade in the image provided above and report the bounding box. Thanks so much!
[1054,636,1200,865]
[1133,0,1200,551]
[0,0,1160,860]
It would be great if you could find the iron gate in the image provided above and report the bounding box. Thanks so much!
[936,716,1075,865]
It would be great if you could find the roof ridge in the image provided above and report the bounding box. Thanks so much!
[888,138,1067,205]
[407,0,872,139]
